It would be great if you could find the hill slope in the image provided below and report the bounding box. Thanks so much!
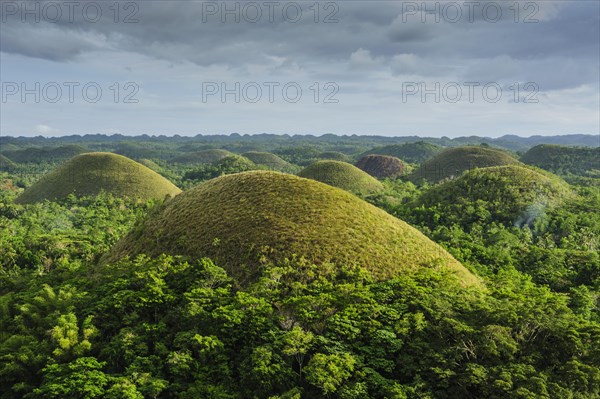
[355,155,405,179]
[410,146,519,183]
[171,149,234,164]
[0,154,16,171]
[2,145,88,163]
[241,151,295,171]
[414,165,572,227]
[106,171,478,286]
[298,161,384,193]
[16,153,181,204]
[364,141,443,164]
[521,144,600,177]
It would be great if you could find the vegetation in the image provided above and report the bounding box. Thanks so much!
[521,144,600,177]
[15,153,181,204]
[171,149,235,165]
[1,145,88,164]
[316,151,351,162]
[106,171,477,286]
[410,146,519,183]
[241,152,298,172]
[298,161,384,194]
[1,134,599,399]
[355,155,405,179]
[0,154,16,171]
[411,165,572,228]
[363,141,443,164]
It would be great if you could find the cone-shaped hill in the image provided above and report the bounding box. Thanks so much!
[172,149,234,165]
[105,171,479,287]
[298,160,384,194]
[521,144,600,177]
[356,155,405,179]
[363,141,443,164]
[415,165,572,227]
[317,151,351,162]
[242,151,294,171]
[15,153,181,204]
[410,146,519,183]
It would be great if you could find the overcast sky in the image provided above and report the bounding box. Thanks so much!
[1,0,599,137]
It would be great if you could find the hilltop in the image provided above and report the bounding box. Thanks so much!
[298,160,384,194]
[355,155,405,179]
[16,153,181,204]
[171,149,234,164]
[414,165,572,227]
[410,146,519,183]
[363,141,443,164]
[241,151,295,171]
[105,171,478,286]
[521,144,600,177]
[1,145,88,163]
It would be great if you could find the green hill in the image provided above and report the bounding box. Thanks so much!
[521,144,600,177]
[105,171,479,286]
[414,165,572,227]
[355,155,405,179]
[137,158,163,173]
[0,154,16,171]
[317,151,351,162]
[410,146,519,183]
[171,149,234,165]
[298,160,384,194]
[16,153,181,204]
[2,145,88,163]
[364,141,443,164]
[241,151,295,171]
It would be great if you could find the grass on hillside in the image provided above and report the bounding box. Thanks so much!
[298,160,384,194]
[415,164,573,226]
[16,152,182,204]
[355,155,405,179]
[410,146,519,183]
[171,149,234,164]
[106,171,479,287]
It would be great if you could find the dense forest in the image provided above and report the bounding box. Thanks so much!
[0,134,599,398]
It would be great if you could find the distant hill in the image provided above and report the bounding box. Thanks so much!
[0,154,16,171]
[171,149,235,165]
[241,151,295,172]
[521,144,600,177]
[105,171,479,287]
[355,155,405,179]
[410,146,519,183]
[16,153,181,204]
[2,145,88,163]
[298,160,384,194]
[363,141,443,164]
[316,151,352,162]
[413,165,572,227]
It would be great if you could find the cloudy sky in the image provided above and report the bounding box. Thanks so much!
[1,0,599,137]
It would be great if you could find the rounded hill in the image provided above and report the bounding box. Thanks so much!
[105,171,479,286]
[15,153,181,204]
[414,165,572,227]
[317,151,351,162]
[241,151,294,171]
[410,146,519,183]
[355,155,405,179]
[298,160,384,194]
[172,149,234,165]
[364,141,443,164]
[521,144,600,177]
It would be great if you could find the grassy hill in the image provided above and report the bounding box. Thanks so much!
[364,141,443,164]
[410,146,519,183]
[241,151,295,171]
[105,171,479,286]
[16,153,181,204]
[521,144,600,177]
[298,160,384,194]
[2,145,88,163]
[171,149,234,164]
[317,151,352,162]
[414,165,572,227]
[0,154,16,171]
[355,155,405,179]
